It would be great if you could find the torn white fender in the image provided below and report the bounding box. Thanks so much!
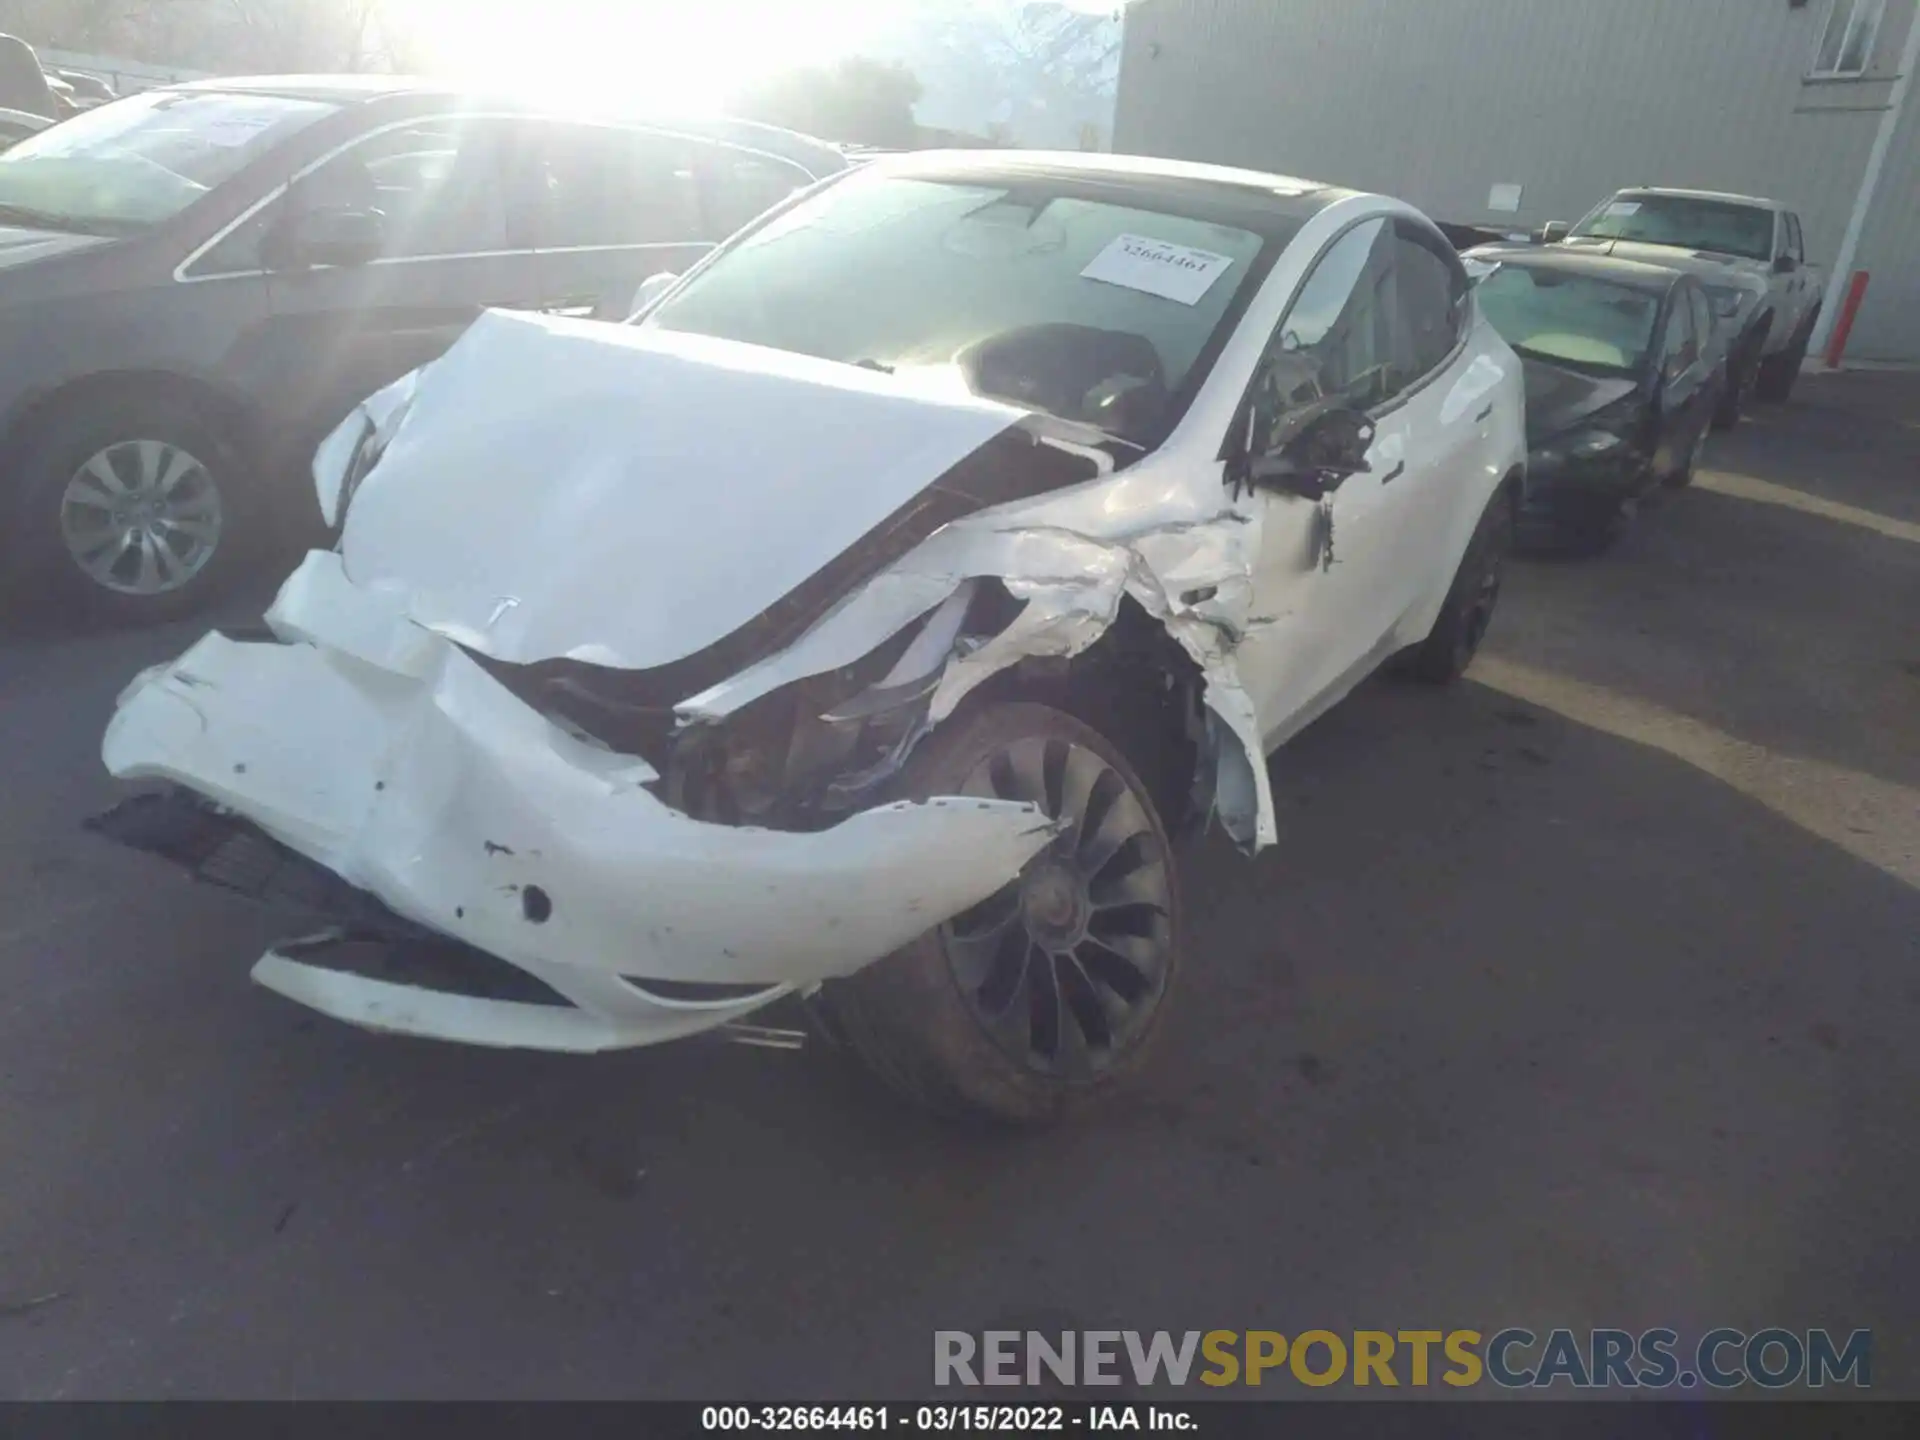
[918,511,1275,849]
[679,479,1277,848]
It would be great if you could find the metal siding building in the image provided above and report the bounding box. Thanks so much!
[1115,0,1920,361]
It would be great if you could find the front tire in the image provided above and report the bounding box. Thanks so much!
[4,393,254,626]
[1755,311,1816,403]
[817,702,1182,1125]
[1663,424,1709,490]
[1392,488,1513,684]
[1713,318,1769,431]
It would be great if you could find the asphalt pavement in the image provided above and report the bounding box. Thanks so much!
[2,372,1916,1399]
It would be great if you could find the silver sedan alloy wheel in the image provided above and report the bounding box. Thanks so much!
[58,439,223,596]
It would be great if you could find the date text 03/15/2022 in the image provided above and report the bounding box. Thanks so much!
[701,1406,1190,1431]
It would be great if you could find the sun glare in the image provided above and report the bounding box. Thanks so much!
[406,0,901,114]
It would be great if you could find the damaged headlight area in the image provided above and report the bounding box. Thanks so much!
[664,588,983,826]
[470,580,1015,832]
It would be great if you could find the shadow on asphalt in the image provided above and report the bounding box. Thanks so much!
[1490,400,1920,798]
[1703,373,1920,523]
[3,660,1916,1397]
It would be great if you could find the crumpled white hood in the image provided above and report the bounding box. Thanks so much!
[339,311,1028,670]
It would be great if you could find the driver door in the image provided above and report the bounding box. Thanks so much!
[1652,283,1709,476]
[1231,217,1426,750]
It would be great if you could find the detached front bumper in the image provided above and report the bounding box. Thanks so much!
[97,551,1057,1051]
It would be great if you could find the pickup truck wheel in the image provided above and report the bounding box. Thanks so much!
[1713,319,1769,431]
[1755,314,1815,404]
[817,702,1182,1125]
[1391,489,1513,684]
[1662,425,1709,490]
[4,393,255,626]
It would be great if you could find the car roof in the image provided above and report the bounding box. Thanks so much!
[861,149,1354,231]
[1467,243,1686,293]
[163,76,849,173]
[1612,186,1778,210]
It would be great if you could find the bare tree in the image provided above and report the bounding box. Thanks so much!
[732,56,924,148]
[2,0,413,72]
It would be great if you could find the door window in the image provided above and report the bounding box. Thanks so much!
[1785,212,1805,263]
[697,147,815,239]
[1686,285,1714,351]
[515,123,701,249]
[1248,218,1397,447]
[299,118,511,258]
[1389,221,1469,379]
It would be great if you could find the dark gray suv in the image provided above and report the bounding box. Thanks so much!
[0,77,846,622]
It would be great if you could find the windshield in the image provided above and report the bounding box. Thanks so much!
[0,90,336,235]
[1573,194,1774,262]
[1477,264,1660,374]
[643,169,1282,445]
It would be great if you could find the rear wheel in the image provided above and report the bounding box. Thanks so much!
[816,702,1181,1125]
[1392,489,1513,684]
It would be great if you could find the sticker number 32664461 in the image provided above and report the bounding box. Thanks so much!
[1080,233,1236,306]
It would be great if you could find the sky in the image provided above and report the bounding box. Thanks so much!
[403,0,1123,113]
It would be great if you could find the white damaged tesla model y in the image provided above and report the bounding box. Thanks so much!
[93,153,1526,1123]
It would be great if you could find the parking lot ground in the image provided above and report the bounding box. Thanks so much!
[1,371,1916,1400]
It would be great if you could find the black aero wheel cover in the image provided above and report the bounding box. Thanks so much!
[941,731,1174,1078]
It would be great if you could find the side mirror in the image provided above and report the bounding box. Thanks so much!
[1462,254,1502,287]
[627,271,682,320]
[271,205,385,270]
[1663,342,1701,391]
[1539,221,1571,245]
[1773,254,1798,275]
[1246,405,1375,500]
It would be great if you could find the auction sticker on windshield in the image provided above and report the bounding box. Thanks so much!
[1604,201,1642,217]
[1081,234,1235,306]
[197,101,303,147]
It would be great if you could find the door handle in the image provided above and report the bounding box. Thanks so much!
[1380,461,1406,485]
[1474,402,1495,422]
